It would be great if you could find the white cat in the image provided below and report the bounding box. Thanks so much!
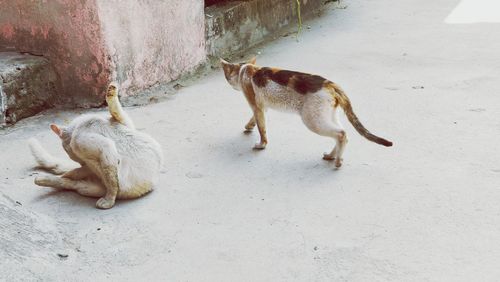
[30,83,163,209]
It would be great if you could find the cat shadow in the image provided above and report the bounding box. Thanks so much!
[32,184,154,209]
[214,132,342,176]
[33,188,95,207]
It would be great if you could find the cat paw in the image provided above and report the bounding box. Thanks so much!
[253,142,267,150]
[243,127,254,133]
[322,153,335,161]
[106,83,118,99]
[34,176,54,187]
[96,197,115,209]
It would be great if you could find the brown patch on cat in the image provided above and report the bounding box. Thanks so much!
[288,73,325,95]
[252,67,272,88]
[252,67,326,95]
[332,96,340,108]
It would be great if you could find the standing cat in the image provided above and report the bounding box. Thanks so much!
[29,83,163,209]
[221,58,392,168]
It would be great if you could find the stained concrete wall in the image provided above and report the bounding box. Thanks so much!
[0,0,205,107]
[95,0,205,94]
[0,0,111,107]
[206,0,325,58]
[0,0,323,112]
[0,52,59,126]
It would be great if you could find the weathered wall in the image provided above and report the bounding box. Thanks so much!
[0,0,111,107]
[206,0,325,58]
[0,52,59,126]
[95,0,206,95]
[0,0,205,107]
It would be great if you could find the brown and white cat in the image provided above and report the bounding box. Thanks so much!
[221,58,392,167]
[29,83,163,209]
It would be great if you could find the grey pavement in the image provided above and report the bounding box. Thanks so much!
[1,0,500,281]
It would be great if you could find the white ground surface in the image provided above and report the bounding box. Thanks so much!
[1,0,500,281]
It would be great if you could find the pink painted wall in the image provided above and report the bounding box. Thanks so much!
[96,0,206,95]
[0,0,111,107]
[0,0,206,106]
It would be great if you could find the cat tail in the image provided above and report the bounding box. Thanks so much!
[28,138,76,174]
[326,82,393,147]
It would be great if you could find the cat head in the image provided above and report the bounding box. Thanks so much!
[50,123,80,163]
[220,57,257,91]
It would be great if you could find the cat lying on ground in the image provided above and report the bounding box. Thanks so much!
[221,58,392,168]
[29,83,163,209]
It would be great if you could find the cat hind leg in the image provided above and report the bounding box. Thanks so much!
[252,108,267,150]
[322,106,348,165]
[330,106,348,166]
[313,123,347,168]
[34,175,106,198]
[106,83,135,129]
[301,102,347,167]
[61,166,93,180]
[323,147,337,161]
[244,116,256,133]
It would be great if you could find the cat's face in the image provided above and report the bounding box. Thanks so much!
[220,57,257,91]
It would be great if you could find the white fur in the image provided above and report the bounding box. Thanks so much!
[29,138,77,175]
[31,89,163,209]
[68,114,163,194]
[254,80,306,113]
[256,85,346,152]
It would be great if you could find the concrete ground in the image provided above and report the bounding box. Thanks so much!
[1,0,500,281]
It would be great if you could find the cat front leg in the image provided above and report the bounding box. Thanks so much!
[94,154,120,209]
[72,133,121,209]
[244,116,256,133]
[252,108,268,150]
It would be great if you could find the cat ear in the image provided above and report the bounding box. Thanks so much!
[248,57,257,65]
[50,124,62,137]
[219,58,230,66]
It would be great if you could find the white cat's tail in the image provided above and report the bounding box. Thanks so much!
[28,138,75,175]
